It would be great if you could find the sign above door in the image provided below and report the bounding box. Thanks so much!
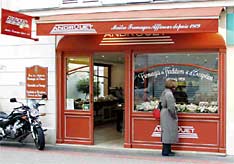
[36,7,223,35]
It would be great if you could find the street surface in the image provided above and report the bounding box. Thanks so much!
[0,142,233,164]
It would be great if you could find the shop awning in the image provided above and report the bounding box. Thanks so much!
[36,7,223,35]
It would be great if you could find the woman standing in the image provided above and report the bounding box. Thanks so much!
[160,79,178,156]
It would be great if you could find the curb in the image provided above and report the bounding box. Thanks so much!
[1,141,233,163]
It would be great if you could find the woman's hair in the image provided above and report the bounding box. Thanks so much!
[165,79,177,89]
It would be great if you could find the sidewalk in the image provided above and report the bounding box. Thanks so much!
[1,141,233,164]
[45,143,234,164]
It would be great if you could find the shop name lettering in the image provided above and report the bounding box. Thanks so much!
[111,23,201,32]
[50,24,97,34]
[4,16,30,36]
[151,125,198,139]
[137,67,214,81]
[6,15,29,29]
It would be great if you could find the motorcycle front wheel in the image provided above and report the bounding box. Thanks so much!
[33,127,45,150]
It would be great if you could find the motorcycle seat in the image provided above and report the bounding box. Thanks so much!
[0,112,8,119]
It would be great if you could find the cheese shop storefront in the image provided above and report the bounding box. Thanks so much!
[36,7,226,153]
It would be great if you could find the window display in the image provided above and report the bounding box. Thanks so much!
[134,53,218,113]
[66,57,90,110]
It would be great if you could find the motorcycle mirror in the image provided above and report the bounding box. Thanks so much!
[42,94,47,99]
[10,98,17,102]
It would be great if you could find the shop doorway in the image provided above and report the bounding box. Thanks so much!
[93,52,125,147]
[61,53,94,145]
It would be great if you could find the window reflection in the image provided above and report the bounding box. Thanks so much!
[66,57,90,110]
[134,53,218,113]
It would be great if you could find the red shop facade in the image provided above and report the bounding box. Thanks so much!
[37,7,226,153]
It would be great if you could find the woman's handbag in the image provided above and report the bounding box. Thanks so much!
[152,102,162,119]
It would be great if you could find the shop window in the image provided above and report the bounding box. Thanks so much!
[66,57,90,110]
[134,53,218,113]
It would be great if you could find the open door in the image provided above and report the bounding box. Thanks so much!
[62,54,94,144]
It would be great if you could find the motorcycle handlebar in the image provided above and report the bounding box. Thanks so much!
[13,106,22,110]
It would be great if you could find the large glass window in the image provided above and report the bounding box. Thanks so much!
[134,53,218,113]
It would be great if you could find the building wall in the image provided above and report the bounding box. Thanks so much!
[0,33,57,144]
[226,46,234,155]
[225,7,234,155]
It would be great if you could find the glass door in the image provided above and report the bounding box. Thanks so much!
[63,55,94,144]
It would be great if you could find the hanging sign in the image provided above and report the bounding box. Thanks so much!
[1,8,38,40]
[26,65,48,99]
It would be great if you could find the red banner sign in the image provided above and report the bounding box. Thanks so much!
[37,19,218,35]
[1,9,37,40]
[26,65,48,99]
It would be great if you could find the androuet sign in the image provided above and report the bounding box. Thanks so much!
[151,125,199,139]
[37,19,218,35]
[50,23,97,34]
[1,8,37,40]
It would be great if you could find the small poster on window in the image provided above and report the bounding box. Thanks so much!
[66,99,74,110]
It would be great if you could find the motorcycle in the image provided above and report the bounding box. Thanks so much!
[0,95,47,150]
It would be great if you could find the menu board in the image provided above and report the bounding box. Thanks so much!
[26,65,48,99]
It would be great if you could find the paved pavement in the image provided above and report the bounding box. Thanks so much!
[0,142,233,164]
